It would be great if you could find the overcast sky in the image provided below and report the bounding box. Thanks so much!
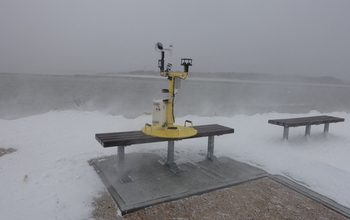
[1,0,349,80]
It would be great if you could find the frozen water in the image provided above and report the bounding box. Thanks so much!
[1,73,350,120]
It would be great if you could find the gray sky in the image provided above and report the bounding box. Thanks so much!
[1,0,350,80]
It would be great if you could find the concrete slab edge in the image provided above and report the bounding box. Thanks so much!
[119,174,268,215]
[269,174,350,219]
[89,159,126,212]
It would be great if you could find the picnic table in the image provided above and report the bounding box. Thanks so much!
[268,115,345,140]
[95,124,234,183]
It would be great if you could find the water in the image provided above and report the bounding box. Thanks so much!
[1,73,349,119]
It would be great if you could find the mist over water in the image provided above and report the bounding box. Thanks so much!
[1,73,350,120]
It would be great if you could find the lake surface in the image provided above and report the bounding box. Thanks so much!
[1,73,349,119]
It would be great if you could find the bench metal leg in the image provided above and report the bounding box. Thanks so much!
[117,146,132,183]
[283,127,289,140]
[167,140,175,164]
[160,141,183,173]
[207,136,220,164]
[305,125,311,136]
[324,123,329,133]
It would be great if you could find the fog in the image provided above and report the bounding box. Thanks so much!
[1,0,350,80]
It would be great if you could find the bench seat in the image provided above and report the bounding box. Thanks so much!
[268,115,344,127]
[268,115,344,140]
[96,124,234,147]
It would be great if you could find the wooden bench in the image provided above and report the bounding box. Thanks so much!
[268,115,345,140]
[95,124,234,183]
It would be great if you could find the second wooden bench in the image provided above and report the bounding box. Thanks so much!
[268,115,345,140]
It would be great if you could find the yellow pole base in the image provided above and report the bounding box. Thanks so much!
[142,124,197,138]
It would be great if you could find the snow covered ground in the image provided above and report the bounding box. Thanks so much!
[0,110,349,219]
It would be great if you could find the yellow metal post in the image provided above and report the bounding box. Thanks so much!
[142,45,196,138]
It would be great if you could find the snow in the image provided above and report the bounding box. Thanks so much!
[0,110,349,219]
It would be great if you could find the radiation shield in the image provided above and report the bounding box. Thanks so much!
[174,77,181,95]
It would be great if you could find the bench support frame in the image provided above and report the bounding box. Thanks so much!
[283,127,289,140]
[207,136,220,164]
[158,136,221,173]
[158,140,183,173]
[282,123,333,140]
[305,125,311,136]
[117,146,132,183]
[324,123,330,133]
[116,136,222,182]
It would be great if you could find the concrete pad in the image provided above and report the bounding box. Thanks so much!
[89,153,267,214]
[90,153,350,218]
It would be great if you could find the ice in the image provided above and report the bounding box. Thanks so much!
[0,110,349,219]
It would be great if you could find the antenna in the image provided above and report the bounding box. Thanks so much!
[156,42,174,75]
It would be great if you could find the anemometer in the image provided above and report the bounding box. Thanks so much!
[141,42,197,138]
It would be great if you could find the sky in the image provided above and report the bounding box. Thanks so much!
[1,0,350,80]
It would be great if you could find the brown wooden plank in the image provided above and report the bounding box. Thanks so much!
[95,124,234,148]
[268,115,345,127]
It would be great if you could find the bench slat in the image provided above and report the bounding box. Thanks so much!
[268,115,344,127]
[96,124,234,147]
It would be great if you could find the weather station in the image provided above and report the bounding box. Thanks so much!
[141,42,197,138]
[94,42,234,186]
